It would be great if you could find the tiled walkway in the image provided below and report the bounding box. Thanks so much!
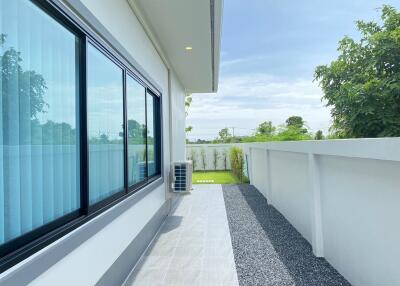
[124,184,239,286]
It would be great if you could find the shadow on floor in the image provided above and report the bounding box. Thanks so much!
[161,215,184,233]
[222,184,350,286]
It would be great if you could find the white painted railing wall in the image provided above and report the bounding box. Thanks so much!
[186,144,233,171]
[245,138,400,286]
[186,143,251,179]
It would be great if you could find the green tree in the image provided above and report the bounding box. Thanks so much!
[285,116,307,134]
[274,116,311,141]
[314,5,400,138]
[256,121,276,136]
[218,127,232,142]
[1,34,48,144]
[315,130,324,140]
[121,119,146,143]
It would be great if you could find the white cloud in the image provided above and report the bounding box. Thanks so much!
[186,73,332,140]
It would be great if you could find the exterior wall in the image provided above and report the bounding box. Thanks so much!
[30,187,166,286]
[170,71,186,162]
[246,138,400,286]
[269,151,311,242]
[0,0,187,284]
[249,148,267,198]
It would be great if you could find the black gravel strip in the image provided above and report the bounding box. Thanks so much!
[222,184,350,286]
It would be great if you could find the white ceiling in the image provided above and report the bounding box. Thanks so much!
[129,0,222,93]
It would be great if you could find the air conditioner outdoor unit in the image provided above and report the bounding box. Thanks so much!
[171,161,193,193]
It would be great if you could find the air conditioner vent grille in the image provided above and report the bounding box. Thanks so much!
[171,161,192,193]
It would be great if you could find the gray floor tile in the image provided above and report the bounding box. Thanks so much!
[124,185,238,286]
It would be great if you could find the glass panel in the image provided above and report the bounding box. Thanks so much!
[126,76,146,185]
[87,44,124,205]
[147,94,156,177]
[0,0,79,244]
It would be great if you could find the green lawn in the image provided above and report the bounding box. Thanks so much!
[192,171,240,184]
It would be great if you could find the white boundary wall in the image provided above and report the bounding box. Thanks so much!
[185,143,252,175]
[186,144,234,171]
[246,138,400,286]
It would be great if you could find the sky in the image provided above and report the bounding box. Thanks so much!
[186,0,399,140]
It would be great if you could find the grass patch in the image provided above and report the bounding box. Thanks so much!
[192,170,240,184]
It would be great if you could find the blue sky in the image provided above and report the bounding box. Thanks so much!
[186,0,399,140]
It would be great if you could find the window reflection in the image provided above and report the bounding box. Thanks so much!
[0,0,79,244]
[87,44,124,205]
[147,94,156,177]
[126,76,147,185]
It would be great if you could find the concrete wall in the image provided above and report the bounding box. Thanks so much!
[186,144,234,171]
[246,138,400,286]
[170,71,186,162]
[0,0,187,284]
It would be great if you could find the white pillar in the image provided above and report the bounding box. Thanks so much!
[265,149,273,205]
[308,153,324,257]
[248,147,254,184]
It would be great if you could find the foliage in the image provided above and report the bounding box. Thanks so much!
[256,121,276,136]
[185,93,192,115]
[189,149,198,171]
[1,34,48,143]
[188,116,316,144]
[185,94,193,135]
[222,149,228,170]
[185,126,193,134]
[269,116,311,141]
[119,119,147,144]
[285,116,308,134]
[274,125,312,141]
[212,149,220,170]
[218,127,232,143]
[315,130,324,140]
[229,147,245,183]
[200,148,207,170]
[314,5,400,138]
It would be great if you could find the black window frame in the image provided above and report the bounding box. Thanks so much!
[0,0,163,273]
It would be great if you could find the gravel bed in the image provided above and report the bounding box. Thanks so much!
[222,184,350,286]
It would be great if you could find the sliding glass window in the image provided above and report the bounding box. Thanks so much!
[0,0,80,244]
[146,92,160,177]
[87,44,124,205]
[0,0,162,270]
[126,75,146,186]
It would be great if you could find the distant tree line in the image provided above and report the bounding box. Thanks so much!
[187,115,326,144]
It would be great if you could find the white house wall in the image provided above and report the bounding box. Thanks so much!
[170,71,186,162]
[24,0,186,284]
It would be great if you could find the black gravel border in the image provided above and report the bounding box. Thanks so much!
[222,184,350,286]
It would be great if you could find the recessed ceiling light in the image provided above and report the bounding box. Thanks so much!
[185,46,193,51]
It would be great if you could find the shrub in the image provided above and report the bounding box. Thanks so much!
[200,148,207,170]
[189,149,197,171]
[229,147,244,183]
[222,149,228,170]
[212,149,220,170]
